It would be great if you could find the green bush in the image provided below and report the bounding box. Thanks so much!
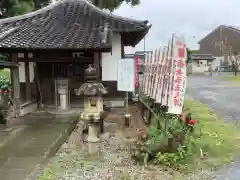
[133,112,200,170]
[0,76,12,125]
[0,76,11,92]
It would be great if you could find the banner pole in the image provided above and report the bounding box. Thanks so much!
[125,91,129,114]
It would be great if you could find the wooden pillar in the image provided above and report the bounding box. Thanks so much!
[121,35,125,58]
[10,53,21,116]
[25,62,31,101]
[99,53,102,81]
[93,52,100,80]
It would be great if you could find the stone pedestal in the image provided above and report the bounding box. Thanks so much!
[88,142,100,155]
[87,123,100,155]
[87,123,99,142]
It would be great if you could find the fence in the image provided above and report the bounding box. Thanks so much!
[138,34,188,128]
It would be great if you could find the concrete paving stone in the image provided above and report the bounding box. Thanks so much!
[22,135,61,147]
[14,146,49,158]
[0,156,8,167]
[0,127,26,146]
[0,157,41,171]
[0,169,30,180]
[0,113,78,180]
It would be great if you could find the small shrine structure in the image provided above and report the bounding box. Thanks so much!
[0,0,151,117]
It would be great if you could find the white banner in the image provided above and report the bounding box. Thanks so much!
[117,58,134,92]
[156,47,167,103]
[152,48,161,99]
[147,52,153,96]
[168,36,187,114]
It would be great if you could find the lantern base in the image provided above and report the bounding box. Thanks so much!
[87,123,100,143]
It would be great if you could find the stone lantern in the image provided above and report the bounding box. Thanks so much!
[74,65,107,147]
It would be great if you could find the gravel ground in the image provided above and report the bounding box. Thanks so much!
[36,131,175,180]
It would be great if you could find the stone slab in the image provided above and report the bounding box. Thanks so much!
[0,169,29,180]
[0,112,79,180]
[14,147,49,158]
[0,127,25,148]
[0,157,41,171]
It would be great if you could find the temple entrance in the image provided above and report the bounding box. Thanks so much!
[37,61,92,107]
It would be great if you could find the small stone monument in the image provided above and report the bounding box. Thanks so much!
[54,78,69,110]
[74,65,108,154]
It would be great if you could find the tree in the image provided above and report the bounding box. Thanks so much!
[230,51,240,76]
[186,48,192,64]
[214,39,240,76]
[0,0,34,18]
[190,49,200,54]
[0,0,140,18]
[92,0,140,12]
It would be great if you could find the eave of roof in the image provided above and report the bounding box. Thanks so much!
[192,54,215,60]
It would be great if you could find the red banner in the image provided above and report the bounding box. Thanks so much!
[134,56,139,88]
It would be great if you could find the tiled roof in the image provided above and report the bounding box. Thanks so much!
[192,54,215,60]
[0,0,151,51]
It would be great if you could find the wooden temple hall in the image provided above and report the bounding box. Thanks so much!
[0,0,151,116]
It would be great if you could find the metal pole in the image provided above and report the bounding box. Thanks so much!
[144,37,146,53]
[125,91,128,114]
[124,91,130,128]
[68,90,70,109]
[54,80,57,110]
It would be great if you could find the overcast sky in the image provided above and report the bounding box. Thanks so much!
[114,0,239,53]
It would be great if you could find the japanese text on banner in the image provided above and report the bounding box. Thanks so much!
[168,38,187,114]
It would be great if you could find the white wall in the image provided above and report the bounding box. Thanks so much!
[101,33,122,81]
[212,56,223,71]
[29,62,35,82]
[192,60,210,73]
[19,62,25,82]
[18,62,35,83]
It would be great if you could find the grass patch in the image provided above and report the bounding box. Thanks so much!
[184,99,240,170]
[144,99,240,174]
[219,75,240,82]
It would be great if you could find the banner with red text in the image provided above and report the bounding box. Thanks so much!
[134,56,139,89]
[167,36,187,114]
